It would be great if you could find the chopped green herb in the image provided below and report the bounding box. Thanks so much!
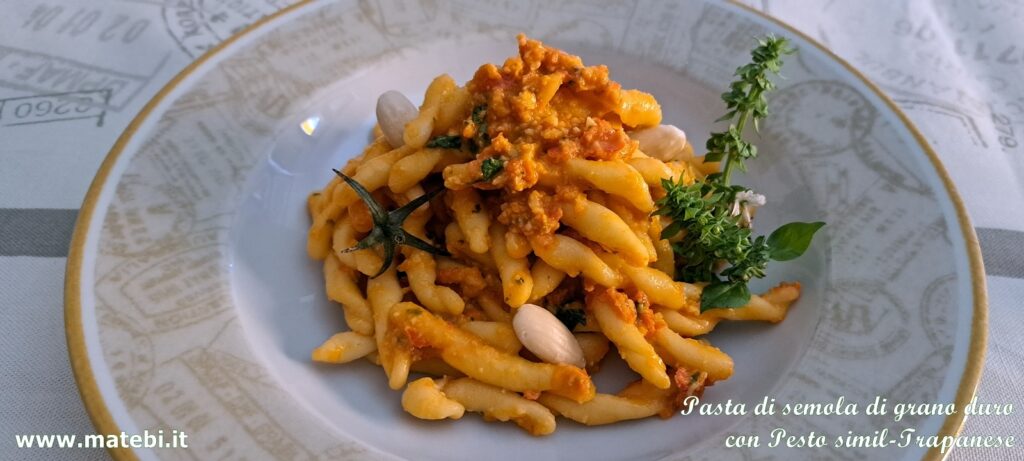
[470,104,490,152]
[426,135,463,149]
[480,157,505,181]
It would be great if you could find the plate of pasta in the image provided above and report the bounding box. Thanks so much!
[67,1,985,461]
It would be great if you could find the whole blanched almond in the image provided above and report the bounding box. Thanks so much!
[629,124,688,161]
[513,304,586,368]
[376,90,418,148]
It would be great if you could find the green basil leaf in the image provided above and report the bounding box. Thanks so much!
[425,135,463,149]
[471,104,487,125]
[660,220,683,240]
[714,111,736,123]
[470,104,490,151]
[766,221,825,261]
[703,151,725,162]
[480,157,505,181]
[700,281,751,312]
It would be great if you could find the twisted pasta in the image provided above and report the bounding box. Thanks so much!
[307,34,804,434]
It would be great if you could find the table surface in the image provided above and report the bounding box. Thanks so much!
[1,0,1021,460]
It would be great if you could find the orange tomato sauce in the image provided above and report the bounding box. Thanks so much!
[443,34,662,239]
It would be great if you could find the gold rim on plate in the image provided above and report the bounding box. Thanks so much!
[64,2,987,460]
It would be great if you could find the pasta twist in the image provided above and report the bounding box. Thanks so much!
[307,34,804,434]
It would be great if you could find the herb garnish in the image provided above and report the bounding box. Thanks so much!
[655,36,824,311]
[470,104,490,152]
[333,169,449,277]
[705,35,794,185]
[480,157,505,182]
[426,135,463,149]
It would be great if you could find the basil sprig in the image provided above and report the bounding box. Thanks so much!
[655,36,825,311]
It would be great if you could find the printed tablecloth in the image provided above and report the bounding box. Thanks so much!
[0,1,1020,460]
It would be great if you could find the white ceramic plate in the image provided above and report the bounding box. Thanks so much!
[66,1,986,460]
